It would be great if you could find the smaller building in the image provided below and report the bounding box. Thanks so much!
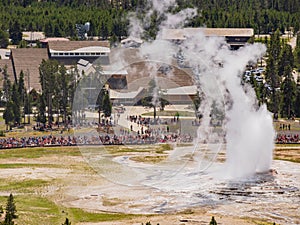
[109,87,146,105]
[22,32,45,46]
[162,28,254,49]
[48,41,110,65]
[40,37,70,48]
[22,31,45,41]
[121,37,143,48]
[162,85,197,104]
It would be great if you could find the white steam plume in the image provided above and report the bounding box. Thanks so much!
[117,0,275,179]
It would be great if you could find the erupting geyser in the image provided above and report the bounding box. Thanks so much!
[69,1,299,221]
[74,0,276,184]
[129,0,276,178]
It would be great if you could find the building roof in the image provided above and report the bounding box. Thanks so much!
[11,48,49,91]
[22,32,45,41]
[121,37,143,44]
[76,59,96,76]
[101,65,128,75]
[40,37,70,43]
[185,28,254,37]
[161,29,185,40]
[110,87,144,99]
[48,41,110,52]
[162,28,254,40]
[108,48,194,91]
[163,85,197,95]
[78,59,90,67]
[0,59,14,88]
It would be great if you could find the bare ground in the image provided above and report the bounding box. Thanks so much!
[0,146,299,224]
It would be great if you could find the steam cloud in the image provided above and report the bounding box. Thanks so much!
[125,0,275,179]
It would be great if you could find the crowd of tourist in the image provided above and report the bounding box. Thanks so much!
[0,131,194,149]
[1,131,300,149]
[127,115,180,126]
[276,133,300,144]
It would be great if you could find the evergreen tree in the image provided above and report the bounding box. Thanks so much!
[62,218,71,225]
[58,64,72,125]
[9,21,22,45]
[294,84,300,117]
[269,29,282,61]
[11,83,21,125]
[294,33,300,71]
[102,90,112,117]
[37,94,46,125]
[278,44,294,76]
[4,193,17,225]
[18,70,26,106]
[24,93,32,115]
[281,65,296,118]
[3,101,14,130]
[0,30,9,48]
[96,87,106,124]
[39,59,59,125]
[209,216,217,225]
[193,91,201,117]
[265,55,280,114]
[2,65,11,102]
[141,79,159,119]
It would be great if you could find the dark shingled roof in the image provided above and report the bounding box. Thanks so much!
[11,48,49,91]
[48,41,110,51]
[109,48,194,91]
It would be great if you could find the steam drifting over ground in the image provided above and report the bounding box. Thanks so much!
[124,0,275,179]
[73,0,276,190]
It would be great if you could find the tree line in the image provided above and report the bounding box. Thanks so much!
[1,59,112,129]
[0,0,299,47]
[250,30,300,119]
[2,67,27,130]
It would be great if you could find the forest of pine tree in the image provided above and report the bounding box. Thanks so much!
[0,0,299,42]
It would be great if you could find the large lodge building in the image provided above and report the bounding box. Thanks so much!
[0,28,254,104]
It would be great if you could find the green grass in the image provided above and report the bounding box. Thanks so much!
[142,110,195,117]
[0,146,81,159]
[131,155,167,163]
[276,143,300,148]
[0,195,138,225]
[85,144,173,155]
[274,157,300,163]
[0,179,50,193]
[69,208,137,222]
[0,163,64,169]
[155,144,173,153]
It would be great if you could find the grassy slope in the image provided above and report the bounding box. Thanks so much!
[0,146,140,225]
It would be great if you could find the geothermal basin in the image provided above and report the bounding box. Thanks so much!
[60,144,300,225]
